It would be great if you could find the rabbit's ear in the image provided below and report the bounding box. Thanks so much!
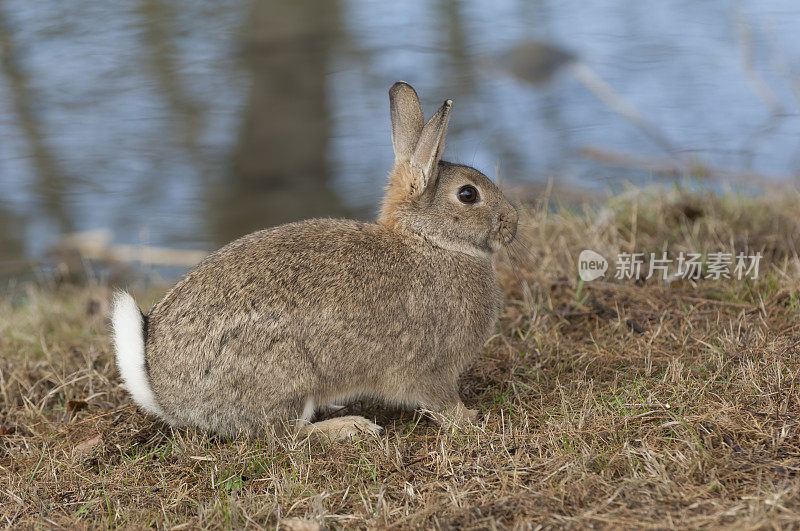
[411,99,452,191]
[390,82,425,163]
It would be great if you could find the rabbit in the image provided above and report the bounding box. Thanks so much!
[112,81,518,439]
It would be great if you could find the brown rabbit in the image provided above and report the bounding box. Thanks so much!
[112,82,518,439]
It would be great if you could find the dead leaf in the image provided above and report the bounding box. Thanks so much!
[68,399,88,412]
[0,423,16,437]
[73,435,102,457]
[62,399,89,423]
[86,297,101,316]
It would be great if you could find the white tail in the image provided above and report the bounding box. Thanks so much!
[111,291,164,418]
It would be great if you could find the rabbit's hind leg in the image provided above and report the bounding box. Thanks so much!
[295,397,382,441]
[297,416,383,441]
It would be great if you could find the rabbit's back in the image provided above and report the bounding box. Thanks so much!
[144,219,500,434]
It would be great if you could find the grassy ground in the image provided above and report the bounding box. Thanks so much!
[2,184,800,529]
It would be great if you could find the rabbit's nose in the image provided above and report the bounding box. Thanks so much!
[496,212,518,245]
[503,206,519,229]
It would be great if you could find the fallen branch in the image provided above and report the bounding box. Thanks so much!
[53,229,207,268]
[579,145,787,184]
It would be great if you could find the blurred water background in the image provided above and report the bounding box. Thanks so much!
[1,0,800,280]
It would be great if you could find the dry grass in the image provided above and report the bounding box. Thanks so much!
[2,184,800,529]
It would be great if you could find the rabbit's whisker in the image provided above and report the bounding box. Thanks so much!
[504,248,525,289]
[506,241,535,271]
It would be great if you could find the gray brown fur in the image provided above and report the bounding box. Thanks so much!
[134,82,518,436]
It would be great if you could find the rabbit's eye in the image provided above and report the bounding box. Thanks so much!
[457,185,479,204]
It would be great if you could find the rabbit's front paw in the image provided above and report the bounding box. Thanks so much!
[447,401,478,422]
[430,401,479,428]
[461,407,479,421]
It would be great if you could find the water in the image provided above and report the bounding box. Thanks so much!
[1,0,799,278]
